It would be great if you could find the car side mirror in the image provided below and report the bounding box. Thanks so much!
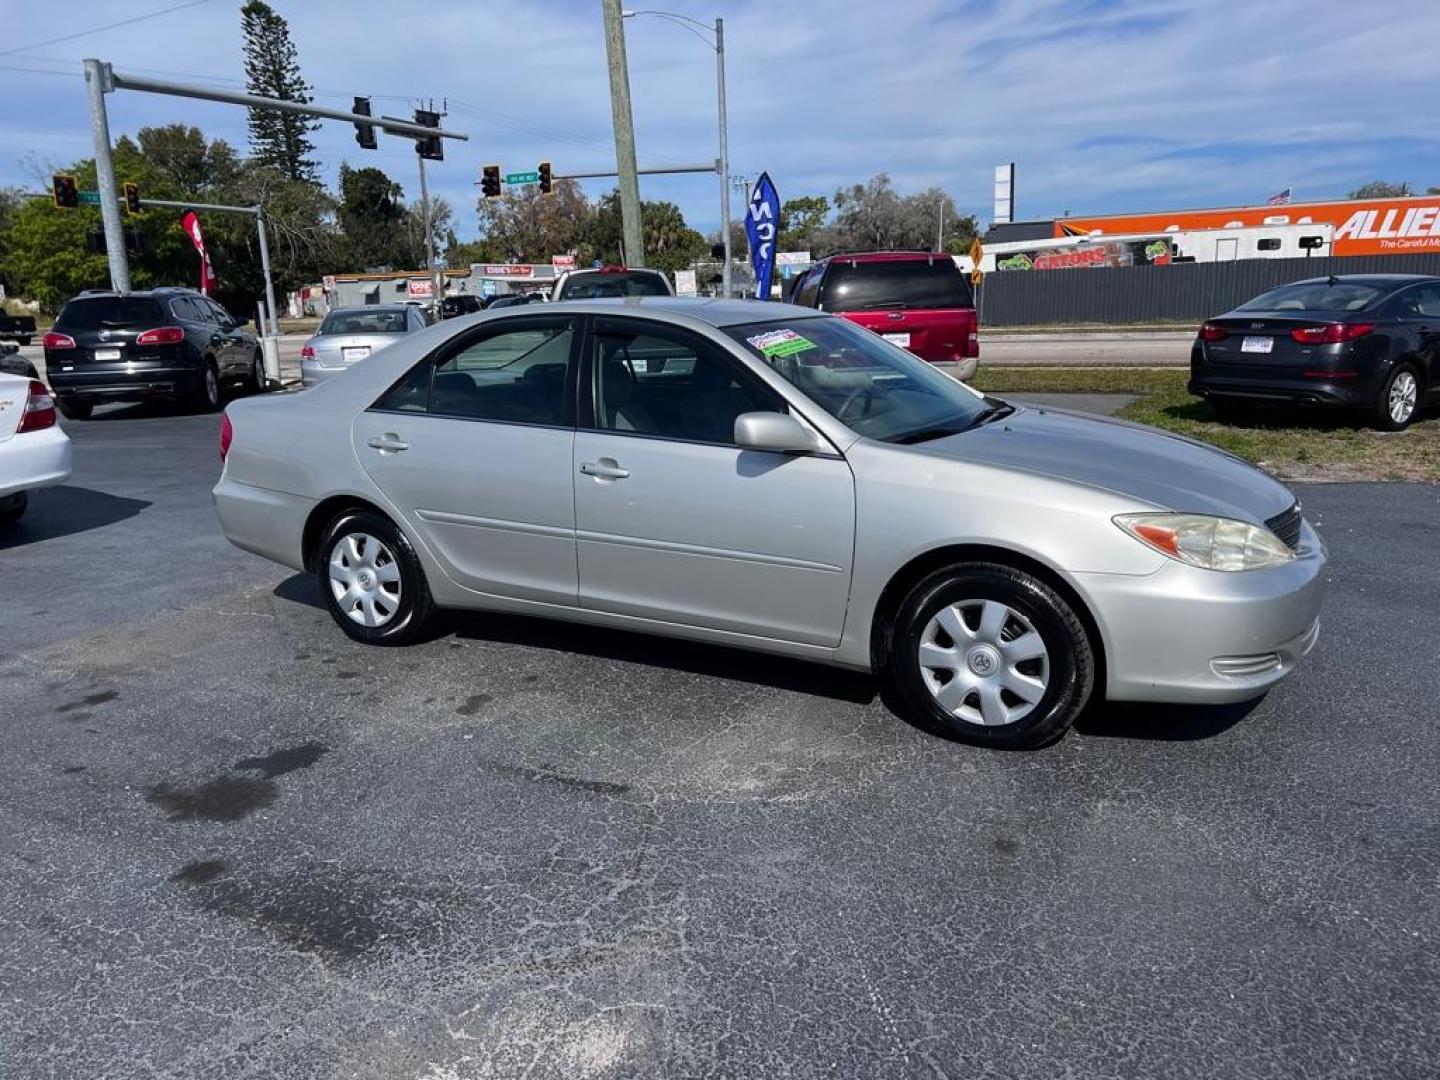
[733,411,826,454]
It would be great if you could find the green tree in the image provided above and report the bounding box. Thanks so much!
[335,164,407,270]
[241,0,319,184]
[778,195,829,251]
[136,124,243,197]
[476,179,592,262]
[1347,180,1412,199]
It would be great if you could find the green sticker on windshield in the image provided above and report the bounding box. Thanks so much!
[747,328,818,359]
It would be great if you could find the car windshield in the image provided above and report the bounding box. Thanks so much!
[1237,282,1386,313]
[819,258,974,311]
[725,317,992,443]
[559,271,668,299]
[320,310,408,335]
[58,296,165,328]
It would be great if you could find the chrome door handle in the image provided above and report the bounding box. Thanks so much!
[580,459,629,480]
[367,433,409,453]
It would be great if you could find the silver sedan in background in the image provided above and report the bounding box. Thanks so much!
[217,299,1326,749]
[301,305,428,387]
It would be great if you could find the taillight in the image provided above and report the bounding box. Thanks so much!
[1198,322,1228,342]
[43,331,76,350]
[219,412,233,461]
[17,379,56,433]
[300,344,315,359]
[1290,322,1374,345]
[136,326,185,346]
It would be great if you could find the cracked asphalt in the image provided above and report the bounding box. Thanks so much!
[2,402,1437,1079]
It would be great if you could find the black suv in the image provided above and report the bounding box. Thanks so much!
[43,288,264,419]
[439,294,483,319]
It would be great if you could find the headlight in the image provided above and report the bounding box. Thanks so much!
[1114,513,1294,571]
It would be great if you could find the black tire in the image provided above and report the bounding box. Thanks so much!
[315,509,435,646]
[248,350,268,394]
[54,396,92,421]
[1375,362,1420,431]
[886,562,1094,750]
[1208,397,1256,425]
[0,491,27,525]
[191,359,221,413]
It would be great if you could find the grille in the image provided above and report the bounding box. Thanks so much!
[1265,503,1303,550]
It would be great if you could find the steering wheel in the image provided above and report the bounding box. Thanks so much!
[836,383,877,422]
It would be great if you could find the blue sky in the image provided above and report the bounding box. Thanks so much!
[2,0,1439,243]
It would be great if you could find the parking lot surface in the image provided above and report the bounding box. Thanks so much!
[2,404,1437,1079]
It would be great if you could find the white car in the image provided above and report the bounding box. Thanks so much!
[0,375,71,524]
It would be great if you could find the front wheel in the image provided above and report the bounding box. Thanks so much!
[316,510,435,645]
[1376,362,1420,431]
[887,563,1095,749]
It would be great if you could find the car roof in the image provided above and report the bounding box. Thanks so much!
[69,287,202,300]
[526,296,821,328]
[818,251,953,264]
[1287,274,1440,286]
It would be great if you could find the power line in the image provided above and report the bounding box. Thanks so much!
[0,0,218,58]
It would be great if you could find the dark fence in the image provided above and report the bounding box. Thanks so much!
[978,253,1440,327]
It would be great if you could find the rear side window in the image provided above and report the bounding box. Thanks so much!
[57,297,165,328]
[818,258,973,311]
[559,271,669,299]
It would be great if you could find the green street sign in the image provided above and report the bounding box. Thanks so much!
[77,191,102,205]
[504,170,540,186]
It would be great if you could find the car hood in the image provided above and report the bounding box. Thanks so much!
[911,403,1296,522]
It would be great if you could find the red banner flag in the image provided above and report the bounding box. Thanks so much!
[180,211,218,295]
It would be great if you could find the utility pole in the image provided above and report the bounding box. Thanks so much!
[601,0,645,266]
[715,17,731,297]
[418,154,435,297]
[83,59,129,293]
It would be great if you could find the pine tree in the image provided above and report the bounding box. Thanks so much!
[240,1,320,184]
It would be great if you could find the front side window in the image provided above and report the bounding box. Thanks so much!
[725,316,990,443]
[592,321,779,443]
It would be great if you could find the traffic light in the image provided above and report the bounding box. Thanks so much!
[414,108,442,161]
[538,161,552,195]
[123,182,141,216]
[481,164,502,199]
[52,174,79,209]
[353,96,377,150]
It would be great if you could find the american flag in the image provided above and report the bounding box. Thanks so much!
[1266,187,1292,206]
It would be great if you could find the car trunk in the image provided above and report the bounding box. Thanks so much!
[840,306,979,362]
[1198,312,1354,378]
[48,297,178,374]
[819,257,978,362]
[308,333,403,369]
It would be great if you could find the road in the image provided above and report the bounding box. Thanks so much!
[2,402,1437,1079]
[9,330,1191,383]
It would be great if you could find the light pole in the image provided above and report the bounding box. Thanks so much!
[622,9,732,297]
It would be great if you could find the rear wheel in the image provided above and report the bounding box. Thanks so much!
[316,510,435,646]
[55,397,92,421]
[0,491,27,525]
[1376,362,1420,431]
[887,563,1094,749]
[248,349,268,394]
[191,359,220,413]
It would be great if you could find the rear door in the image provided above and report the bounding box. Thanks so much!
[821,258,976,362]
[1393,283,1440,399]
[353,314,581,605]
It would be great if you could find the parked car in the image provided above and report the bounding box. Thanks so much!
[440,294,483,319]
[552,266,673,301]
[215,298,1325,750]
[301,304,428,387]
[43,289,264,419]
[1190,274,1440,430]
[789,251,981,379]
[0,311,37,346]
[485,292,547,310]
[0,374,71,525]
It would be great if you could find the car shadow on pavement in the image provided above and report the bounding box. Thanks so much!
[273,572,880,705]
[0,486,151,549]
[1074,697,1260,741]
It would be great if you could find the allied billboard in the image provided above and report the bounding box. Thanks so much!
[1057,196,1440,257]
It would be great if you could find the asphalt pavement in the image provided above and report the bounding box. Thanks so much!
[1,400,1437,1080]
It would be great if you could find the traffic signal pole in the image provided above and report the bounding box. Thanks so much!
[84,59,129,293]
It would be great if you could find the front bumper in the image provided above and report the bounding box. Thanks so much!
[1078,519,1327,704]
[0,425,72,498]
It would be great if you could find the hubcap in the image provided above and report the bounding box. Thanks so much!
[1389,372,1417,423]
[205,367,218,404]
[918,599,1050,727]
[328,532,402,628]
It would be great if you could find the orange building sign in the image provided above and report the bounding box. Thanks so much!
[1056,196,1440,257]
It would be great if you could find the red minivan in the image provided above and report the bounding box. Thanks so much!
[789,252,979,378]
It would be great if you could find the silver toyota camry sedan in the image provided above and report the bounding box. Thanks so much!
[300,304,428,387]
[215,299,1326,749]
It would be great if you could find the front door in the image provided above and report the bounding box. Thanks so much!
[572,316,855,647]
[353,315,581,605]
